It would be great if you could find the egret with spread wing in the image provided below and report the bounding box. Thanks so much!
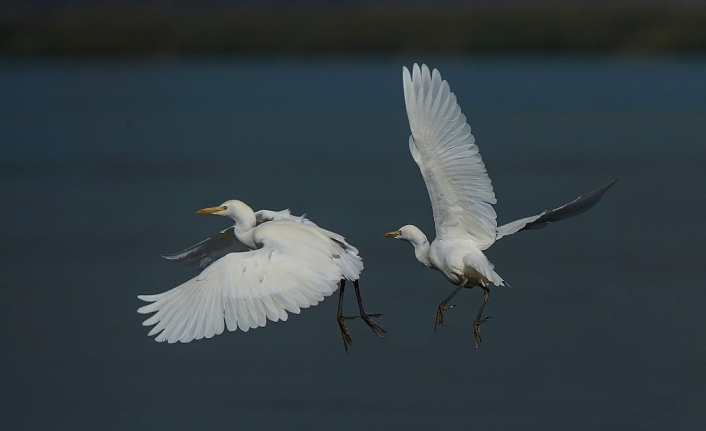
[138,200,384,350]
[384,64,615,346]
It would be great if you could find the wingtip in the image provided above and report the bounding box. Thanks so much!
[403,65,412,85]
[600,178,619,194]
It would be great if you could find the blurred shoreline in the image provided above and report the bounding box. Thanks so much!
[2,4,706,55]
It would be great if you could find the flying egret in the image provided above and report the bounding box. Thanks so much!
[138,200,385,350]
[384,64,616,346]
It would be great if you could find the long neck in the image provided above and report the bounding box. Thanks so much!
[232,210,258,249]
[409,234,432,268]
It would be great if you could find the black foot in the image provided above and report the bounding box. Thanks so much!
[360,313,386,338]
[472,316,493,348]
[337,316,355,352]
[434,304,457,331]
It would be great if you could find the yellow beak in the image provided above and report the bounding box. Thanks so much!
[382,230,401,238]
[196,206,227,214]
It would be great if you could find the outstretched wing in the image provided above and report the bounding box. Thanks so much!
[496,179,617,240]
[138,222,348,343]
[161,227,249,270]
[403,63,497,249]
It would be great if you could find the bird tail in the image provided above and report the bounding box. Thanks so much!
[327,235,363,281]
[462,251,505,287]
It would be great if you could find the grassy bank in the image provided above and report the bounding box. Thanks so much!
[2,4,706,55]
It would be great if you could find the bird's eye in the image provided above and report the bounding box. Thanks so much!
[223,206,228,209]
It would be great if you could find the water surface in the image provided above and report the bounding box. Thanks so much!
[1,56,705,430]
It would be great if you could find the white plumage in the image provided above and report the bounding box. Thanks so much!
[138,200,383,347]
[386,64,616,346]
[403,64,498,249]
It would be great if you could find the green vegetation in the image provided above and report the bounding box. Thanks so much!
[2,4,706,55]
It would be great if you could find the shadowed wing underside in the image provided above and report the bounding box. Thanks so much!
[161,227,247,270]
[496,179,618,240]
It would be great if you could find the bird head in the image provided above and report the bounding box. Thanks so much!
[383,225,427,244]
[197,200,255,226]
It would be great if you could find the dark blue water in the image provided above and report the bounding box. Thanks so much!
[1,56,705,430]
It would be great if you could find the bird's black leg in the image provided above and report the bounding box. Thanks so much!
[434,285,464,331]
[352,280,386,338]
[472,286,492,347]
[336,280,353,351]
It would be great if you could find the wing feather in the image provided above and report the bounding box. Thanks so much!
[259,295,280,322]
[404,64,498,248]
[161,227,249,270]
[138,221,348,343]
[224,295,238,330]
[198,288,213,340]
[495,179,617,240]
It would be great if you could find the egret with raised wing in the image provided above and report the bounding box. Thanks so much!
[138,200,384,350]
[384,64,615,346]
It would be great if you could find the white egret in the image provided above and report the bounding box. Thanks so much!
[138,200,384,349]
[384,64,616,346]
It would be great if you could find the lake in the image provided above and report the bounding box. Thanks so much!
[1,55,705,430]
